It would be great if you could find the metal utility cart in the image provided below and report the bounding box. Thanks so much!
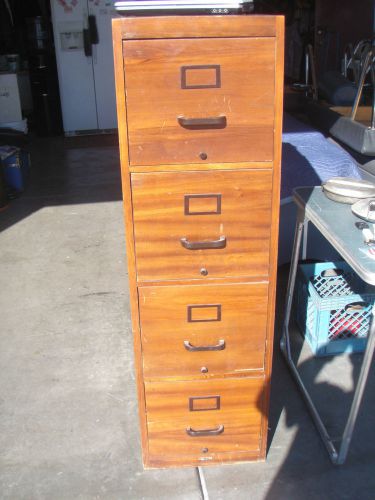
[281,186,375,465]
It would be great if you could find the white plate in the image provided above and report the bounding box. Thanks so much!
[322,177,375,204]
[351,197,375,222]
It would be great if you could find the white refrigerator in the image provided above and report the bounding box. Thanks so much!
[50,0,120,135]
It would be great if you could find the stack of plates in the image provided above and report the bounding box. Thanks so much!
[322,177,375,222]
[114,0,254,15]
[322,177,375,204]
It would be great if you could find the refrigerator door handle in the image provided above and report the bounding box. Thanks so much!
[88,15,99,44]
[83,28,92,57]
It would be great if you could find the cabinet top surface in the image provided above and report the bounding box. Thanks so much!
[112,14,283,39]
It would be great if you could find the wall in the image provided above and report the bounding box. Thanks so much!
[315,0,374,75]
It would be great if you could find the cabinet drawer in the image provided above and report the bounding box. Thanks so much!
[139,282,268,378]
[123,37,275,166]
[145,377,264,458]
[131,170,273,281]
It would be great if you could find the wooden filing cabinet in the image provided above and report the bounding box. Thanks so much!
[112,15,284,468]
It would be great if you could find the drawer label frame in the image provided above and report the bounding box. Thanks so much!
[189,395,221,412]
[184,193,222,216]
[187,304,222,322]
[180,64,221,89]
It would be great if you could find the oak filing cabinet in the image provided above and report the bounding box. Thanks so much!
[112,15,284,468]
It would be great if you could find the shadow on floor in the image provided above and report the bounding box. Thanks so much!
[264,264,375,500]
[2,134,375,499]
[0,134,122,233]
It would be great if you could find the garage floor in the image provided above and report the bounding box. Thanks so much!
[1,134,375,500]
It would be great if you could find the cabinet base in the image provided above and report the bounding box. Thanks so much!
[144,450,265,469]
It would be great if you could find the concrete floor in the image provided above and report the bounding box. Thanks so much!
[0,134,375,499]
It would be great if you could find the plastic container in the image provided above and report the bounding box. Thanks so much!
[295,261,375,356]
[0,146,30,192]
[6,54,20,72]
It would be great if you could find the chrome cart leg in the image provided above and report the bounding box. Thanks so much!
[280,209,305,359]
[336,308,375,464]
[307,44,318,100]
[280,210,339,463]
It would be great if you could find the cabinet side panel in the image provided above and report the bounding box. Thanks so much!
[260,15,285,459]
[112,20,149,465]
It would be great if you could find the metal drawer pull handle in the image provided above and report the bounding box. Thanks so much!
[180,236,226,250]
[184,340,225,352]
[177,115,227,129]
[186,425,224,437]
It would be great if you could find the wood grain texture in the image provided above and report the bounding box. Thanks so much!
[131,169,273,281]
[145,377,264,462]
[146,449,263,468]
[116,15,276,39]
[135,275,268,287]
[123,37,275,166]
[129,161,273,173]
[138,282,269,379]
[112,14,285,468]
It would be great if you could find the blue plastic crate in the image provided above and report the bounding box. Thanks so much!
[0,146,30,192]
[295,261,375,356]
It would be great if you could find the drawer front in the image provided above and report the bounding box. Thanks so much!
[145,377,264,457]
[131,170,273,281]
[123,37,275,166]
[139,282,268,378]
